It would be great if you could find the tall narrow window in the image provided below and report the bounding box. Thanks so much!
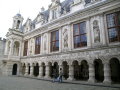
[23,41,28,56]
[106,11,120,42]
[73,21,87,48]
[35,36,41,54]
[51,30,59,52]
[52,9,57,19]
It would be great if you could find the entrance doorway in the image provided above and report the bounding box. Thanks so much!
[12,64,17,75]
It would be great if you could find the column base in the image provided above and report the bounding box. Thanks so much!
[44,76,51,79]
[67,77,74,81]
[38,75,44,78]
[103,80,111,84]
[25,73,28,76]
[88,78,95,83]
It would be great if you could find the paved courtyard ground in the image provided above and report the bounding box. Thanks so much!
[0,75,120,90]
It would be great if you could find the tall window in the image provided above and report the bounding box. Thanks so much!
[52,9,57,19]
[73,21,87,48]
[51,30,59,52]
[35,36,41,54]
[106,11,120,42]
[23,41,28,56]
[85,0,91,4]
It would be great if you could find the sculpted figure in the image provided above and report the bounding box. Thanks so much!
[93,20,100,43]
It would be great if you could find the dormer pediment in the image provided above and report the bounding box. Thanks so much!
[24,18,31,26]
[49,0,61,9]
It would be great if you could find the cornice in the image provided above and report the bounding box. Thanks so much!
[23,0,119,39]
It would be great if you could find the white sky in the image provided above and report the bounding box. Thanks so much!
[0,0,64,38]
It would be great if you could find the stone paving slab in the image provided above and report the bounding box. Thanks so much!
[0,76,120,90]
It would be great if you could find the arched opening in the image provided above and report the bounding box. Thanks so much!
[62,61,69,79]
[22,63,26,75]
[52,62,59,78]
[12,64,17,75]
[16,20,20,29]
[80,60,89,80]
[110,58,120,83]
[33,63,39,77]
[13,41,20,56]
[94,59,104,82]
[42,62,46,77]
[73,60,80,80]
[28,64,30,75]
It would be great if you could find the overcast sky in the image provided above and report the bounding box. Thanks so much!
[0,0,64,38]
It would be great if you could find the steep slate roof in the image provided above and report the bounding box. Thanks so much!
[23,0,74,31]
[61,0,74,14]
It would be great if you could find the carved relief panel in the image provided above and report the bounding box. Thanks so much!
[93,20,100,43]
[43,33,48,54]
[90,16,102,46]
[62,26,69,51]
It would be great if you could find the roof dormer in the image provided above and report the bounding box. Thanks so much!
[23,18,32,32]
[49,0,61,21]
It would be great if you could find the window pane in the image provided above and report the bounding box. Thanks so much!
[73,24,79,35]
[80,22,86,34]
[51,32,56,41]
[51,30,59,52]
[35,36,41,54]
[74,36,80,48]
[56,31,59,40]
[81,35,87,46]
[56,41,59,50]
[23,41,28,56]
[108,28,118,42]
[117,12,120,25]
[107,14,115,28]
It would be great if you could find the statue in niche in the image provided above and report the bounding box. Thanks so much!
[30,39,33,54]
[93,20,100,43]
[63,29,68,48]
[44,35,47,50]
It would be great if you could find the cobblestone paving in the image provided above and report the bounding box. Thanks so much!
[0,76,120,90]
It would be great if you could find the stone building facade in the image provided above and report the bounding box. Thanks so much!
[0,38,6,74]
[1,0,120,84]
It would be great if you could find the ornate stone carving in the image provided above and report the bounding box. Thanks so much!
[62,29,68,48]
[93,20,100,43]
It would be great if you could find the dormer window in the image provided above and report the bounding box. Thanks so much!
[85,0,91,4]
[52,9,57,19]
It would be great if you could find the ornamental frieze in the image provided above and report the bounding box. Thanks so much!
[21,47,120,62]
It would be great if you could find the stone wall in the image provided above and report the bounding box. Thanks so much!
[0,37,6,75]
[0,37,6,59]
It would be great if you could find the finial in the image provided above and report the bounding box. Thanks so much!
[19,9,20,14]
[41,7,45,12]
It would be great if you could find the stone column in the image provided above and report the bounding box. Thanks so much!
[25,66,28,76]
[38,66,43,78]
[67,65,74,80]
[45,65,50,79]
[103,63,111,84]
[86,19,92,48]
[30,65,33,76]
[88,63,95,83]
